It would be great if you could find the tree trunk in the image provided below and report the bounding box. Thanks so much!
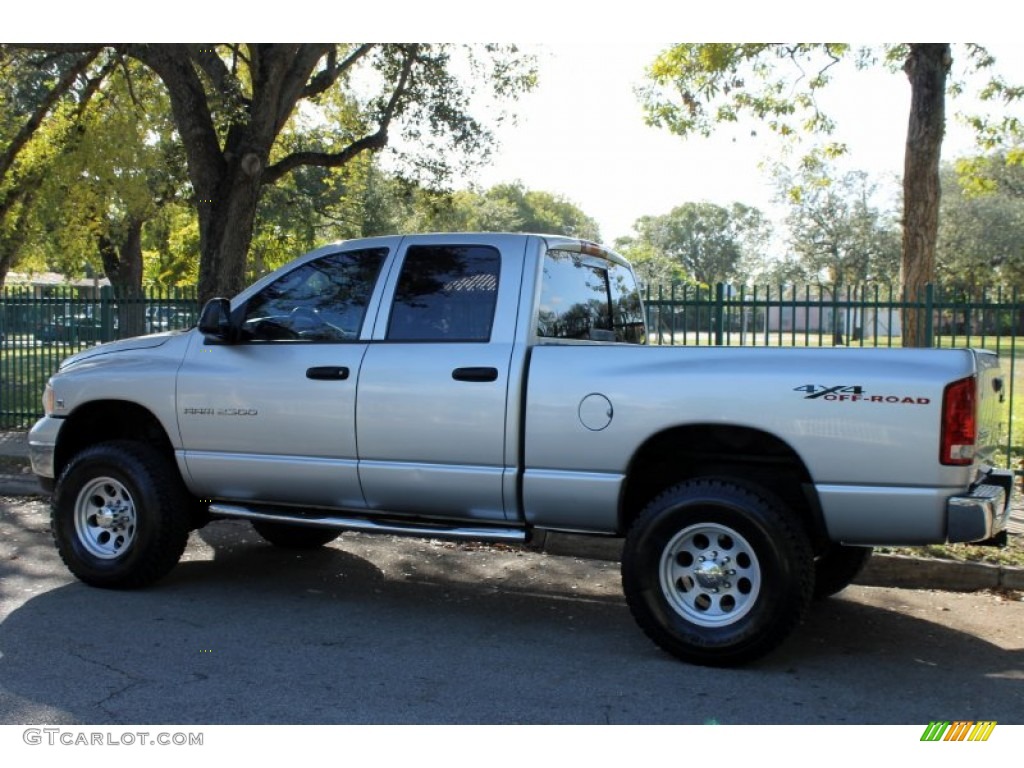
[196,153,266,305]
[98,217,146,338]
[901,44,950,347]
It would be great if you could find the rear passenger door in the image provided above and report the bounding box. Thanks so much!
[356,236,523,522]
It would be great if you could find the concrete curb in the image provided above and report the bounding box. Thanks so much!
[0,474,46,497]
[855,552,1024,592]
[538,532,1024,593]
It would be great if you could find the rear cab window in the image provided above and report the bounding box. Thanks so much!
[386,245,501,342]
[537,248,646,344]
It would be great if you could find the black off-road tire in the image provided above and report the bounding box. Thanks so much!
[51,440,191,589]
[251,521,341,549]
[813,544,873,598]
[621,478,814,667]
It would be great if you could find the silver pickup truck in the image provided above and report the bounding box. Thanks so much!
[29,233,1014,666]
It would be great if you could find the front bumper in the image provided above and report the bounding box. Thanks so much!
[945,469,1014,543]
[28,416,63,480]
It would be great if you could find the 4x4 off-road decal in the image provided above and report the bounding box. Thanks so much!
[794,385,930,405]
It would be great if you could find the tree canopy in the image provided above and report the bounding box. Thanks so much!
[0,47,109,288]
[937,154,1024,292]
[386,181,600,240]
[14,43,537,302]
[773,163,901,286]
[616,201,769,286]
[640,43,1021,344]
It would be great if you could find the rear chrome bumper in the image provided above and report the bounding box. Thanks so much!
[946,469,1014,543]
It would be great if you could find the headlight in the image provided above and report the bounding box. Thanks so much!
[42,381,55,416]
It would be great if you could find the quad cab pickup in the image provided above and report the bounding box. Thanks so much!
[30,233,1014,666]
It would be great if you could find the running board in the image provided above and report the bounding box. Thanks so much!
[209,503,528,544]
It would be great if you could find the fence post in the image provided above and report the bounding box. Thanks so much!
[714,283,725,346]
[100,285,115,342]
[924,283,935,348]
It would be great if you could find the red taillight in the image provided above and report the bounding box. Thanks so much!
[940,376,976,466]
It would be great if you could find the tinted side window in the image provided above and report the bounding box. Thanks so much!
[608,262,646,344]
[537,249,645,344]
[242,248,387,342]
[387,245,500,342]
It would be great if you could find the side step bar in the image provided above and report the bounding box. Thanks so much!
[209,503,528,544]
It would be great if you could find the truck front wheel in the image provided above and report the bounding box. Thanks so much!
[622,479,814,666]
[51,441,191,589]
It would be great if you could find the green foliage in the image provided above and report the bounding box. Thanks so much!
[144,204,200,286]
[27,60,187,287]
[643,43,1022,156]
[613,236,687,287]
[960,46,1024,152]
[938,154,1024,291]
[352,177,600,242]
[0,47,107,286]
[620,201,770,286]
[772,162,900,285]
[5,44,539,297]
[642,44,853,142]
[368,45,538,183]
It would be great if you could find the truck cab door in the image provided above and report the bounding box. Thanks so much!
[176,243,393,508]
[356,236,525,522]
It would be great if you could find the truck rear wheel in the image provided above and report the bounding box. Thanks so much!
[622,479,814,666]
[251,521,342,549]
[813,544,873,598]
[51,440,191,589]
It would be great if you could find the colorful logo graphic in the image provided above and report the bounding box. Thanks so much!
[920,721,997,742]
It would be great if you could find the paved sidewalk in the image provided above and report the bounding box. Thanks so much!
[0,430,28,458]
[2,430,1022,590]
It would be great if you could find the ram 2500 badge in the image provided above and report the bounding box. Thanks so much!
[30,233,1014,666]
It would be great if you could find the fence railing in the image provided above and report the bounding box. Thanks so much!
[1,286,198,429]
[644,283,1022,351]
[1,282,1021,464]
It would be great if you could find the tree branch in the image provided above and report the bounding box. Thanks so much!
[380,44,420,125]
[0,47,99,183]
[271,44,334,135]
[301,44,374,100]
[262,44,419,185]
[261,131,388,185]
[188,44,230,89]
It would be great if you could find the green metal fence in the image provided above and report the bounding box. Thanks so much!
[1,282,1021,464]
[1,286,198,428]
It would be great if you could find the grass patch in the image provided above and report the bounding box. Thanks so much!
[876,536,1024,568]
[0,342,73,429]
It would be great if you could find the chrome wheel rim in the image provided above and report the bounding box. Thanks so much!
[659,522,761,627]
[73,477,137,560]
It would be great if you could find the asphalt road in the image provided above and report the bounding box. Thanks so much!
[1,494,1022,726]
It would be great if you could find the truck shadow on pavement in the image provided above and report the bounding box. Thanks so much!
[0,516,1021,725]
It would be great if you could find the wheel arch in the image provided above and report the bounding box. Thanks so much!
[54,400,178,482]
[619,423,828,550]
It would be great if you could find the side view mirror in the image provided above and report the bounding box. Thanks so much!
[197,298,236,343]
